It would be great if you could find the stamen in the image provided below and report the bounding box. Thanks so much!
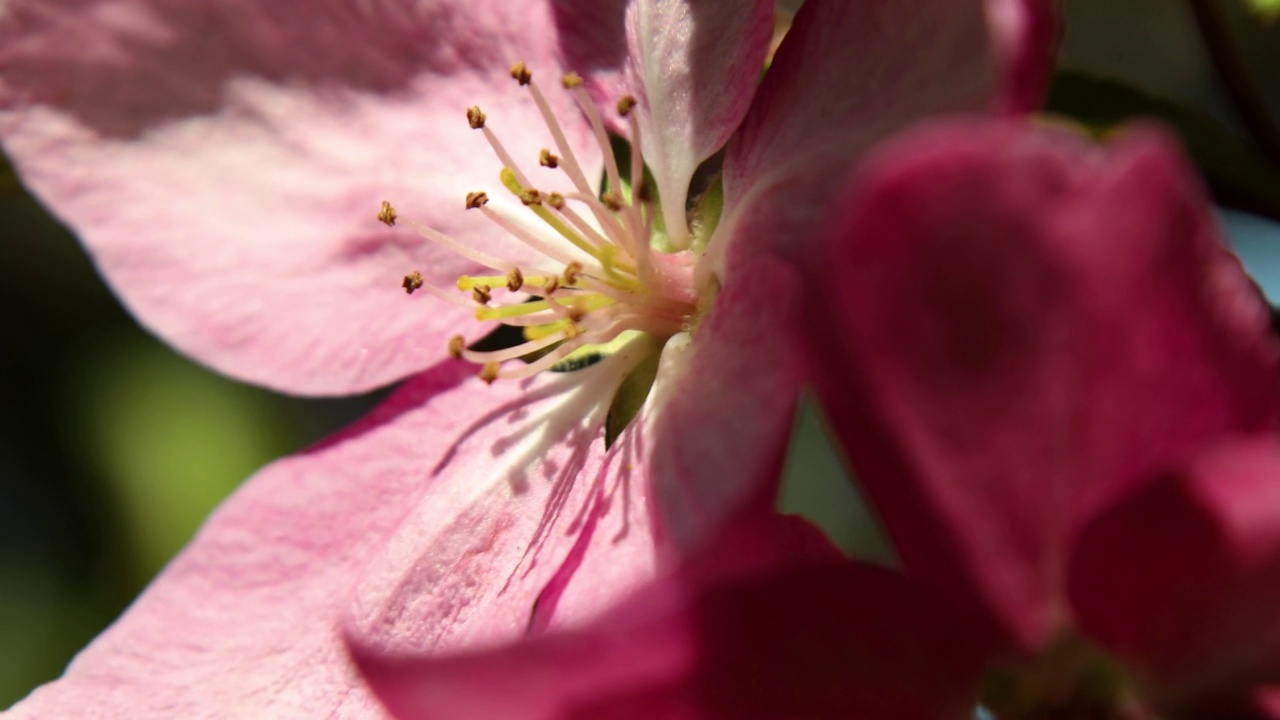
[378,200,398,226]
[462,328,568,365]
[448,334,466,359]
[563,262,583,285]
[539,149,560,168]
[510,61,533,86]
[566,83,624,200]
[472,285,492,304]
[402,271,424,294]
[479,362,500,384]
[466,106,486,129]
[507,267,524,292]
[466,191,489,209]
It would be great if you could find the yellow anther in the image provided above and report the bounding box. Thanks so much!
[567,299,588,322]
[466,191,489,209]
[480,362,500,384]
[448,334,465,359]
[466,105,487,129]
[520,189,543,206]
[602,192,623,211]
[402,271,423,294]
[506,268,524,292]
[539,148,560,168]
[561,72,584,89]
[472,284,492,304]
[617,96,637,117]
[563,261,583,285]
[510,61,532,85]
[378,200,398,226]
[563,322,581,339]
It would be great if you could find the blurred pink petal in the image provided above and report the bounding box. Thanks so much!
[807,119,1279,650]
[0,0,600,394]
[986,0,1062,112]
[353,514,996,720]
[1070,437,1280,704]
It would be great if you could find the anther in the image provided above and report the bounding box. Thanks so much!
[472,284,492,304]
[564,323,581,339]
[448,334,466,359]
[480,362,500,384]
[542,277,560,295]
[563,261,583,285]
[547,192,565,210]
[510,61,532,86]
[617,96,637,117]
[506,267,524,292]
[520,189,543,206]
[466,105,487,129]
[567,299,588,323]
[539,148,560,168]
[466,191,490,209]
[602,191,624,211]
[378,200,398,226]
[402,271,424,294]
[561,72,583,89]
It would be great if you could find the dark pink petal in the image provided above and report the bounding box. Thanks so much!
[807,120,1279,650]
[554,0,773,247]
[986,0,1062,112]
[0,0,600,394]
[716,0,997,264]
[1070,438,1280,705]
[6,359,654,718]
[353,514,995,720]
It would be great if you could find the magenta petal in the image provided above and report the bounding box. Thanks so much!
[554,0,772,247]
[0,0,599,394]
[353,514,995,720]
[807,120,1280,650]
[1070,438,1280,703]
[719,0,998,262]
[6,359,654,718]
[986,0,1062,112]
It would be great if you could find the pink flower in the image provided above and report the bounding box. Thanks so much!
[1,1,1051,717]
[807,117,1280,717]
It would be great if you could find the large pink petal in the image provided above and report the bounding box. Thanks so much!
[0,0,600,394]
[714,0,997,265]
[554,0,773,247]
[807,120,1280,650]
[353,514,995,720]
[5,356,657,718]
[1070,438,1280,706]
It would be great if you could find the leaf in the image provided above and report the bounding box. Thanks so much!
[1047,67,1280,222]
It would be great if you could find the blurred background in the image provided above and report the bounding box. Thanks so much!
[3,0,1280,706]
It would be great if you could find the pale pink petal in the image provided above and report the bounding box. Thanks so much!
[555,0,773,248]
[986,0,1062,112]
[715,0,997,265]
[0,0,600,394]
[353,515,996,720]
[5,357,655,718]
[1070,438,1280,705]
[807,120,1280,650]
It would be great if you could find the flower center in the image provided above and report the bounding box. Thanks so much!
[980,635,1147,719]
[380,62,704,387]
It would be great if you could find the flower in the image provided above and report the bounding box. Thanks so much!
[1,0,1048,717]
[805,117,1280,717]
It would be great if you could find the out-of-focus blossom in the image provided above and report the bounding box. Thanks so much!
[808,117,1280,718]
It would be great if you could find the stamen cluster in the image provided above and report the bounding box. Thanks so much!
[381,62,699,383]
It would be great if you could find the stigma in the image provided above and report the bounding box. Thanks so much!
[384,61,702,384]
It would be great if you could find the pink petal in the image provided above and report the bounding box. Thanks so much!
[554,0,773,248]
[717,0,998,263]
[646,254,808,553]
[806,119,1280,650]
[1069,438,1280,704]
[6,359,653,718]
[0,0,600,394]
[986,0,1062,112]
[353,514,995,720]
